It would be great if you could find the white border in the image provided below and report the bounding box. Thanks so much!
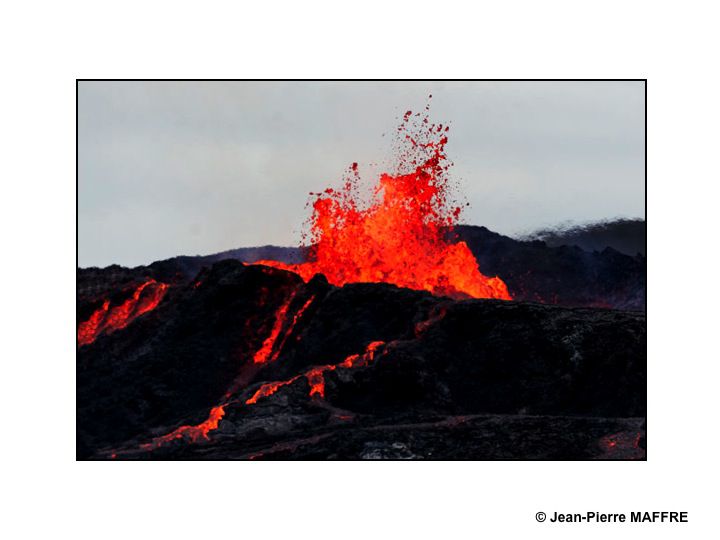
[3,1,718,538]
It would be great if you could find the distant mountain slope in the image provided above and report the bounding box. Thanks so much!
[145,245,305,283]
[522,219,646,256]
[454,225,645,310]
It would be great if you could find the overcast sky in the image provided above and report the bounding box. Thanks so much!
[78,81,645,268]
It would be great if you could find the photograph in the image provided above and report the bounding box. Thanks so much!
[5,2,719,538]
[77,80,646,460]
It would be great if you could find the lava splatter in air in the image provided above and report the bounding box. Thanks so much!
[256,99,511,300]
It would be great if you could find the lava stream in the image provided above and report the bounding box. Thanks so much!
[134,303,448,454]
[254,294,315,364]
[245,377,300,405]
[139,406,226,450]
[140,290,316,450]
[307,340,385,398]
[138,339,386,451]
[247,340,386,403]
[77,279,168,346]
[252,292,298,364]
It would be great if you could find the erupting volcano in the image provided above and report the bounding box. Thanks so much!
[77,96,646,461]
[257,104,511,300]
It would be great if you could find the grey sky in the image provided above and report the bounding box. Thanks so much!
[78,81,645,268]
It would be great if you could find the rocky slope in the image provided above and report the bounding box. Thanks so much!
[77,260,646,460]
[524,218,646,257]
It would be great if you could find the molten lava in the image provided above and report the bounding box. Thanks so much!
[77,279,168,346]
[140,405,226,449]
[139,291,317,450]
[252,292,297,364]
[245,377,299,405]
[257,105,511,300]
[132,304,432,455]
[252,293,315,364]
[306,340,385,398]
[125,104,519,456]
[246,340,386,403]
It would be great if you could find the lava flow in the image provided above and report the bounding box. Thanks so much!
[306,340,385,398]
[252,293,314,364]
[140,340,386,451]
[246,340,386,404]
[140,405,226,449]
[131,300,442,455]
[140,290,317,450]
[257,104,511,300]
[77,279,168,346]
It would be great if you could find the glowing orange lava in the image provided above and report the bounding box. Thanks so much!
[253,294,315,364]
[245,377,300,405]
[252,292,297,364]
[78,279,169,345]
[135,293,317,452]
[141,405,226,450]
[129,310,436,455]
[246,340,385,403]
[307,340,385,398]
[257,105,511,300]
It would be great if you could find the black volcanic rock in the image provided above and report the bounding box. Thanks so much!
[77,259,646,460]
[322,300,645,418]
[453,225,646,310]
[146,245,305,283]
[525,219,646,256]
[77,262,308,454]
[155,414,646,460]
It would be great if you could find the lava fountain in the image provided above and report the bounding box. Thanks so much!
[256,103,511,300]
